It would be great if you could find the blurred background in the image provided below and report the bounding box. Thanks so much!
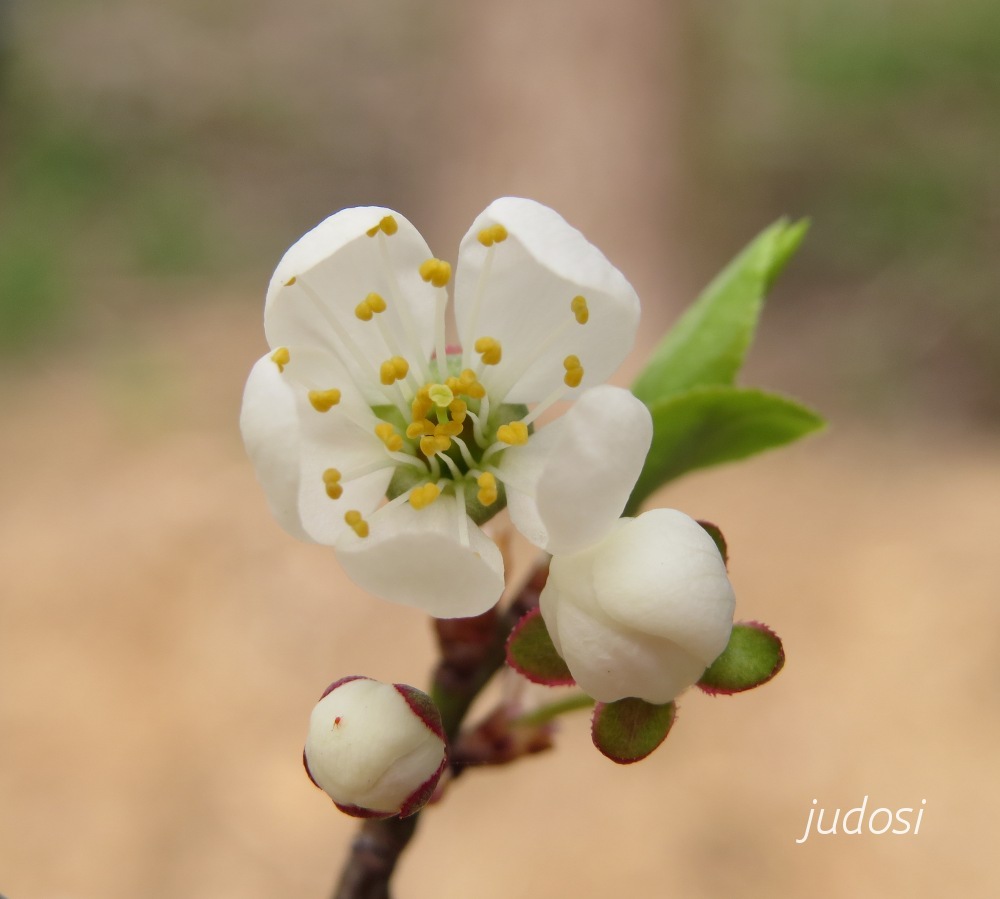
[1,1,997,897]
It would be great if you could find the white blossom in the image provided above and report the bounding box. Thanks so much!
[303,677,447,818]
[241,198,650,617]
[539,509,736,704]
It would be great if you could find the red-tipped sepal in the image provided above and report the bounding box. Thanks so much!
[505,607,575,687]
[697,621,785,695]
[591,697,677,764]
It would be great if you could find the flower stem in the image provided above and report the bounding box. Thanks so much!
[512,692,594,728]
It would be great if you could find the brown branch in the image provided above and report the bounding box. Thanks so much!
[332,816,419,899]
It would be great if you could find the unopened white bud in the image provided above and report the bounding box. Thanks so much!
[303,676,447,818]
[539,509,736,704]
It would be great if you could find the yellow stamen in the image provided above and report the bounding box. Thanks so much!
[308,388,342,412]
[406,419,435,439]
[435,421,464,438]
[380,356,409,385]
[284,276,297,286]
[571,295,589,325]
[457,369,486,399]
[449,399,467,423]
[354,293,386,321]
[344,510,369,538]
[409,483,441,510]
[366,215,398,238]
[476,472,498,506]
[419,434,451,456]
[375,422,403,453]
[419,258,452,288]
[476,223,509,247]
[474,336,502,366]
[497,421,529,446]
[323,468,343,500]
[563,354,584,388]
[270,347,290,372]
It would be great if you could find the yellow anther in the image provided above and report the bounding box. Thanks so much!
[563,354,584,388]
[464,379,486,399]
[270,347,290,372]
[449,399,467,422]
[477,223,509,247]
[366,215,398,238]
[344,510,369,538]
[497,421,529,446]
[323,467,343,500]
[284,276,297,286]
[476,472,498,506]
[419,434,451,456]
[406,419,435,439]
[355,293,386,321]
[411,395,432,422]
[435,421,464,438]
[419,258,452,288]
[308,388,342,412]
[409,483,441,510]
[375,422,403,453]
[428,383,454,408]
[380,356,409,385]
[474,336,502,366]
[571,295,589,325]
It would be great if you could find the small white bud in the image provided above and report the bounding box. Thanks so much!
[539,509,736,704]
[303,676,447,818]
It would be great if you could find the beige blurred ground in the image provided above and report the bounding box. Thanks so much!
[1,299,998,899]
[3,1,1000,897]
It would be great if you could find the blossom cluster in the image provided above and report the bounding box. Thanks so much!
[241,199,736,770]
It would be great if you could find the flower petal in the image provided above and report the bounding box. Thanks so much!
[265,206,441,403]
[503,386,652,555]
[239,352,310,541]
[592,510,735,665]
[335,494,504,618]
[454,197,639,403]
[280,348,395,545]
[541,547,707,704]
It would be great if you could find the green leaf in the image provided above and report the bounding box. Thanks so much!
[631,218,809,405]
[698,622,785,695]
[505,608,575,687]
[626,386,825,515]
[591,697,676,764]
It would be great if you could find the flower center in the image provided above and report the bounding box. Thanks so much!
[274,212,594,536]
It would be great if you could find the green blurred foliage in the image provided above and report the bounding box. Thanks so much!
[0,67,215,349]
[681,0,1000,419]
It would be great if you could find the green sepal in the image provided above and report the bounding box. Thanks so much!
[631,218,809,405]
[591,697,676,764]
[698,621,785,695]
[625,386,825,515]
[505,608,575,687]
